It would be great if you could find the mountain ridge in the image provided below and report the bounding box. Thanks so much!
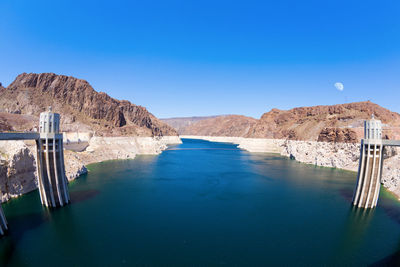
[0,73,177,136]
[164,101,400,142]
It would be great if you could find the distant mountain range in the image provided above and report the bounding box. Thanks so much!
[161,116,220,134]
[163,102,400,142]
[162,115,258,137]
[0,73,177,137]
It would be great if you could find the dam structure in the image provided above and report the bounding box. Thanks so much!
[0,107,70,235]
[353,115,400,208]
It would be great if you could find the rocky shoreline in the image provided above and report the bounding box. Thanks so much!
[3,134,400,202]
[181,135,400,199]
[0,136,182,202]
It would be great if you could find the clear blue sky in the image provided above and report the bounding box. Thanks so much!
[0,0,399,118]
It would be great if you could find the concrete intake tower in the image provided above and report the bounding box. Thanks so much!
[352,115,383,208]
[0,107,70,236]
[36,107,70,207]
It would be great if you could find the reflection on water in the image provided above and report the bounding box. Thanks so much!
[333,207,376,263]
[339,188,354,203]
[70,190,100,204]
[1,139,400,265]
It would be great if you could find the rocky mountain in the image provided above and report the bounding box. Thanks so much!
[161,116,219,134]
[178,115,258,137]
[0,73,177,136]
[246,101,400,142]
[172,102,400,143]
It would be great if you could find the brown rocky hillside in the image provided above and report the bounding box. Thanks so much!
[0,112,37,132]
[161,116,219,134]
[167,102,400,143]
[246,101,400,142]
[169,115,258,137]
[0,73,177,136]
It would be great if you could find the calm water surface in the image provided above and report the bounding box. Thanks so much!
[2,139,400,266]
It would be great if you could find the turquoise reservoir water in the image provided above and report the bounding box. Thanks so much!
[2,138,400,266]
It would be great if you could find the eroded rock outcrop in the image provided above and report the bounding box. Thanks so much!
[0,141,37,202]
[278,140,360,171]
[381,151,400,197]
[317,128,358,143]
[63,151,88,181]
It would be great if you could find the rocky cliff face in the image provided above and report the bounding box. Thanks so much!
[0,73,177,137]
[317,128,358,143]
[0,141,37,202]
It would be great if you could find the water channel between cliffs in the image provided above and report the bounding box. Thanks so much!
[1,138,400,266]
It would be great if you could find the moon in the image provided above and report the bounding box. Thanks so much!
[334,82,344,91]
